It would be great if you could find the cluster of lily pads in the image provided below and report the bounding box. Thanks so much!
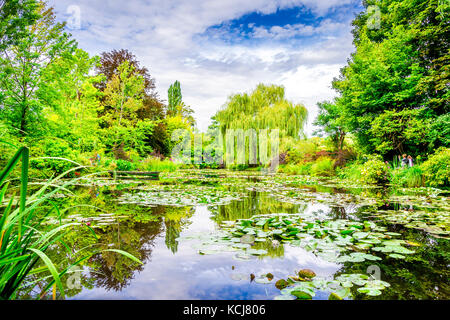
[179,211,418,262]
[43,212,128,228]
[177,211,420,298]
[372,209,450,238]
[228,263,391,299]
[271,269,391,299]
[117,187,247,207]
[219,213,417,262]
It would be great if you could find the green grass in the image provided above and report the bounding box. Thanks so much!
[139,157,180,172]
[391,166,424,188]
[311,157,334,177]
[278,163,312,175]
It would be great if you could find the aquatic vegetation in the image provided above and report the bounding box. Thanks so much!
[8,168,448,300]
[117,186,247,207]
[374,210,450,238]
[273,272,391,300]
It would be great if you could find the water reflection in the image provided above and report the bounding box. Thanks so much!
[18,182,450,300]
[71,206,340,300]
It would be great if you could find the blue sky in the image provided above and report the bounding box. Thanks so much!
[47,0,365,134]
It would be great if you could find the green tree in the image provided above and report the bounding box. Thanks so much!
[0,0,39,50]
[167,80,195,127]
[317,0,449,157]
[314,100,348,151]
[40,49,103,152]
[215,84,307,140]
[0,3,76,137]
[102,60,144,128]
[168,80,182,115]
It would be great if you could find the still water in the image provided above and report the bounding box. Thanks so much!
[18,172,450,300]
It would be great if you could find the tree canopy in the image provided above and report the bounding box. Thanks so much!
[316,0,449,158]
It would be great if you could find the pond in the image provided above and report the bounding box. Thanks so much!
[17,170,450,300]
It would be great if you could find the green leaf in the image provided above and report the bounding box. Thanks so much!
[103,249,143,265]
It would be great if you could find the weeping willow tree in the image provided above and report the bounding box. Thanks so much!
[214,84,308,166]
[216,84,307,138]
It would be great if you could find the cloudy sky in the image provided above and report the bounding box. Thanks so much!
[47,0,365,134]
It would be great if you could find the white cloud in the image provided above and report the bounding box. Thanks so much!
[48,0,360,134]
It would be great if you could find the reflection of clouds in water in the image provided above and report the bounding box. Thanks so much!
[304,203,332,217]
[283,246,340,278]
[184,206,217,233]
[70,204,341,299]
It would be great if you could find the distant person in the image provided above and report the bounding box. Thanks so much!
[401,154,408,168]
[408,155,414,167]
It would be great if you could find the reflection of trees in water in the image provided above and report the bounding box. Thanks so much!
[163,207,195,254]
[90,206,195,291]
[253,240,285,258]
[211,191,305,223]
[330,206,347,219]
[89,218,164,291]
[336,226,450,300]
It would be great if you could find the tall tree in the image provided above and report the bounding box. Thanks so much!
[0,0,39,50]
[317,0,449,157]
[0,2,76,137]
[40,48,103,152]
[96,49,164,120]
[167,80,182,115]
[167,80,195,127]
[101,61,144,128]
[215,84,307,140]
[313,100,347,152]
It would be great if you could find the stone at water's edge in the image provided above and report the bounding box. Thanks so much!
[298,269,316,279]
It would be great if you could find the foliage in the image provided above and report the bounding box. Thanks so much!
[311,157,334,177]
[359,155,390,184]
[167,80,195,127]
[168,80,182,115]
[314,100,347,151]
[29,138,77,175]
[138,157,179,172]
[0,0,40,50]
[105,159,136,172]
[0,3,76,137]
[420,147,450,187]
[390,166,424,188]
[216,84,307,141]
[278,163,312,175]
[40,48,103,153]
[316,0,449,156]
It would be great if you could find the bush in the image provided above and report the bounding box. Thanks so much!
[138,157,179,172]
[278,163,312,175]
[420,147,450,187]
[29,138,77,175]
[115,159,136,171]
[390,166,424,187]
[336,162,362,181]
[228,164,249,171]
[311,157,334,176]
[360,155,390,184]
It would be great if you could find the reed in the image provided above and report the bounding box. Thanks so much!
[0,146,141,300]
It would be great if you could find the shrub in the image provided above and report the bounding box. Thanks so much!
[360,155,390,184]
[138,157,179,172]
[311,157,334,176]
[278,163,312,175]
[336,162,362,181]
[228,164,249,171]
[420,147,450,187]
[390,166,424,187]
[115,159,136,171]
[29,139,77,175]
